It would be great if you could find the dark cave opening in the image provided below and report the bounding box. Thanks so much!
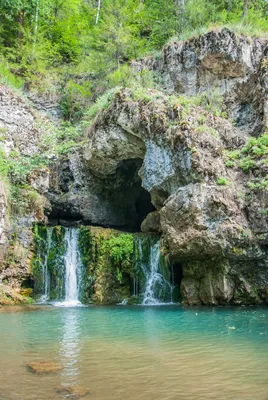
[172,263,184,301]
[47,158,156,231]
[21,277,35,289]
[111,158,156,231]
[135,189,155,228]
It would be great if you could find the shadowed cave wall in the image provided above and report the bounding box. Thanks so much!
[47,158,155,231]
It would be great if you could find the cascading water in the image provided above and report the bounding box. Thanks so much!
[54,229,83,307]
[136,237,174,305]
[34,226,83,307]
[34,225,177,306]
[38,228,52,303]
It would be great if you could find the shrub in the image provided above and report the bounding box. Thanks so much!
[217,177,229,185]
[238,157,257,172]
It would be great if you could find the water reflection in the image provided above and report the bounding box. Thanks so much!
[59,309,82,385]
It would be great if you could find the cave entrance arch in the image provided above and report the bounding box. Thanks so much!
[112,158,156,231]
[47,157,156,232]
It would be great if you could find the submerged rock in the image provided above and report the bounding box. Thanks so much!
[27,361,62,374]
[56,386,90,399]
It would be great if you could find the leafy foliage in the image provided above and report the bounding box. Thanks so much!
[102,234,134,265]
[224,133,268,173]
[224,132,268,192]
[0,0,267,122]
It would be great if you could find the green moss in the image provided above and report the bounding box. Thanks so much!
[0,148,9,182]
[31,225,48,294]
[76,227,136,304]
[77,227,94,302]
[93,232,135,304]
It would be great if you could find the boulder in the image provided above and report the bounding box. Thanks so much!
[56,386,90,399]
[27,361,62,374]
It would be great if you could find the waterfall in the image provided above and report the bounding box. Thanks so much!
[63,229,82,305]
[136,237,174,305]
[34,226,83,307]
[142,242,162,305]
[55,229,82,307]
[38,228,52,303]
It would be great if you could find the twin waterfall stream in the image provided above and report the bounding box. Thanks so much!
[39,228,83,307]
[35,227,175,307]
[138,240,173,305]
[55,229,83,307]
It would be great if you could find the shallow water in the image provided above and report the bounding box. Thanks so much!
[0,305,268,400]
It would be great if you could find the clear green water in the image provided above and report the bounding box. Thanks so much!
[1,305,268,400]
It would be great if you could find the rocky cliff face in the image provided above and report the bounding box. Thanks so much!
[0,182,8,265]
[134,28,268,135]
[0,29,267,306]
[0,85,50,303]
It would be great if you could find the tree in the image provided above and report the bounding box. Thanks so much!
[242,0,248,18]
[95,0,101,24]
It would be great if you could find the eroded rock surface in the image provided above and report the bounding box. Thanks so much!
[0,85,50,301]
[0,182,8,265]
[135,28,268,135]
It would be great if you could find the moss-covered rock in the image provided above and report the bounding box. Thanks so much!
[78,226,135,304]
[31,225,66,300]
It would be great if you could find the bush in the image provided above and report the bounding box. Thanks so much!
[83,87,121,124]
[217,177,229,185]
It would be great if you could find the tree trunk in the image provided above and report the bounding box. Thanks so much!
[96,0,101,24]
[242,0,249,19]
[175,0,185,33]
[34,0,40,47]
[18,8,25,46]
[175,0,185,13]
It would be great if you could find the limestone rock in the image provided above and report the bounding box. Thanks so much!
[0,85,51,293]
[0,84,43,156]
[27,361,62,374]
[0,283,27,305]
[141,211,161,233]
[56,386,89,399]
[137,28,267,135]
[0,182,9,265]
[181,277,200,305]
